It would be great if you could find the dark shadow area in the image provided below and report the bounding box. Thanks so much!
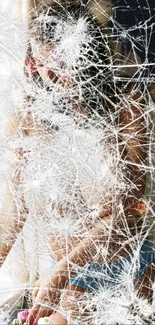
[112,0,155,77]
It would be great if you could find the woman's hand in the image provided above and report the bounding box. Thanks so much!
[27,261,68,325]
[27,279,58,325]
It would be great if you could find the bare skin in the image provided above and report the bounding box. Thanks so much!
[0,42,154,324]
[0,115,28,266]
[0,112,44,266]
[27,81,154,324]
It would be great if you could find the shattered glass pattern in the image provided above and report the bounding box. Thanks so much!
[0,0,155,324]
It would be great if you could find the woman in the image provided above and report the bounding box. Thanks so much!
[0,1,155,324]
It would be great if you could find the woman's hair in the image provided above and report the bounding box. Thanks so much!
[29,2,82,44]
[24,2,84,89]
[24,0,117,116]
[24,42,44,89]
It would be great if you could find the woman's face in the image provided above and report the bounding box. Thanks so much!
[31,39,72,87]
[31,39,54,82]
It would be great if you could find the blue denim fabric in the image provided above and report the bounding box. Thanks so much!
[50,240,155,292]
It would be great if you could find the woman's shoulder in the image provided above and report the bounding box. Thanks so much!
[4,92,42,136]
[5,113,23,136]
[5,111,34,137]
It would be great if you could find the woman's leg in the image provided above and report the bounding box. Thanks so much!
[50,284,86,325]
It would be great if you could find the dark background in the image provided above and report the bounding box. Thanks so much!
[112,0,155,77]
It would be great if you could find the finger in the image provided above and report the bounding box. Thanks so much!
[32,280,41,298]
[26,313,35,325]
[32,287,40,298]
[33,306,53,325]
[28,288,47,323]
[26,304,39,325]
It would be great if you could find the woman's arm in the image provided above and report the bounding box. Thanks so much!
[52,219,110,286]
[26,219,110,324]
[119,85,147,218]
[0,111,44,266]
[31,217,110,299]
[0,114,28,266]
